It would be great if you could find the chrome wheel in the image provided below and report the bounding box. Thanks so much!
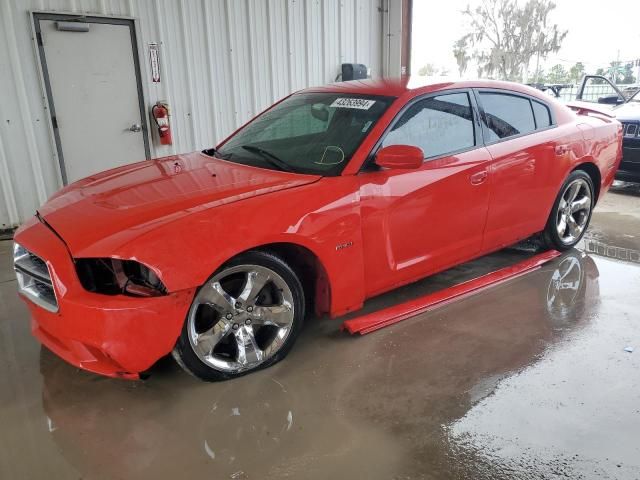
[556,178,592,245]
[187,264,295,373]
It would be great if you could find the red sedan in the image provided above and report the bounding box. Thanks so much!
[13,78,622,381]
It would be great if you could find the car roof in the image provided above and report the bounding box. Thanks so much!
[304,76,549,101]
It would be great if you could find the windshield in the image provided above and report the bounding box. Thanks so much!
[214,93,394,175]
[630,89,640,103]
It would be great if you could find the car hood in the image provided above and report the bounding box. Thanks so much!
[612,101,640,122]
[38,152,321,256]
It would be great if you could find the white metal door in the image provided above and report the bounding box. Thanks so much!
[38,18,148,183]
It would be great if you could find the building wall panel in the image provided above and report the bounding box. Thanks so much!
[0,0,387,227]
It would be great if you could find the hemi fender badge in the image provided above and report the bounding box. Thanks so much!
[335,241,353,251]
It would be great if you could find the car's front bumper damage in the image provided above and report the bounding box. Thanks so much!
[13,216,194,379]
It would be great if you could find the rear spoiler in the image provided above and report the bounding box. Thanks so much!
[566,101,616,118]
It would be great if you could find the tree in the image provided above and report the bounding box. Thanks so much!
[455,0,567,81]
[545,64,568,83]
[453,38,471,76]
[622,63,636,84]
[531,66,545,84]
[568,62,585,84]
[417,63,439,76]
[607,61,624,82]
[601,61,637,84]
[591,68,607,84]
[583,63,634,86]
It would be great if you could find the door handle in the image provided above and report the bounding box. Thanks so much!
[470,170,488,185]
[524,159,536,172]
[129,123,142,132]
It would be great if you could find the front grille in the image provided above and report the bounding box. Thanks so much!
[622,122,639,138]
[13,243,59,313]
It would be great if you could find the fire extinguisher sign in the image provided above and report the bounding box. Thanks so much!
[149,43,160,83]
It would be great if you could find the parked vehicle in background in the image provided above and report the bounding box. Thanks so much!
[13,78,622,381]
[526,83,572,99]
[574,75,640,183]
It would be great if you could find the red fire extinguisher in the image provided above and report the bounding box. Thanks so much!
[151,101,172,145]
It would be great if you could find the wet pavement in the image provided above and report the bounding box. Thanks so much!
[1,182,640,479]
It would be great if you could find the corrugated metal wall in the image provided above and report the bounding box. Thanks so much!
[0,0,394,228]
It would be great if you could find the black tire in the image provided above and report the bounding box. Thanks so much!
[173,250,305,381]
[542,170,594,251]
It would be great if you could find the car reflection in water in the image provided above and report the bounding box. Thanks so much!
[444,249,640,480]
[39,250,600,480]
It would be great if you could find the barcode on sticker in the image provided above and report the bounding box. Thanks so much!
[330,98,376,110]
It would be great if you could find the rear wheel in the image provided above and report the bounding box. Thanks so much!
[542,170,594,251]
[173,251,305,381]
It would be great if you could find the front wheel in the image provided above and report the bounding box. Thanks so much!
[173,251,305,381]
[542,170,594,251]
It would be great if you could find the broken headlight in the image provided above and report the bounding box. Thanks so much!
[75,258,167,297]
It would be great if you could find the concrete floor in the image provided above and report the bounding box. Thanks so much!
[1,182,640,480]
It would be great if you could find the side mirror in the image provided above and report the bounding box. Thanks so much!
[375,145,424,170]
[598,94,625,105]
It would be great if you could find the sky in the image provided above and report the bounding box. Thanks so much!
[411,0,640,79]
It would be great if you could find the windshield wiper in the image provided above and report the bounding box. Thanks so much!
[241,145,293,172]
[202,147,232,160]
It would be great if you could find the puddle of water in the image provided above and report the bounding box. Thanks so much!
[445,256,640,479]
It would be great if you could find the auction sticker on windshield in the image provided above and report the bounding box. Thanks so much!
[330,98,376,110]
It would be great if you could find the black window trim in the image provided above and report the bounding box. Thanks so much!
[530,98,554,130]
[473,88,557,146]
[360,88,484,172]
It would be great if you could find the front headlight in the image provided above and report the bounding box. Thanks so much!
[75,258,167,297]
[13,242,28,261]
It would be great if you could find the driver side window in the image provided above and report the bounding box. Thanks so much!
[579,76,624,104]
[382,92,476,159]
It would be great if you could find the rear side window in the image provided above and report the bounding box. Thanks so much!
[532,100,552,128]
[382,92,475,159]
[479,92,535,141]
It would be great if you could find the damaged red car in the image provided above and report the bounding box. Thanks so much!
[14,78,622,381]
